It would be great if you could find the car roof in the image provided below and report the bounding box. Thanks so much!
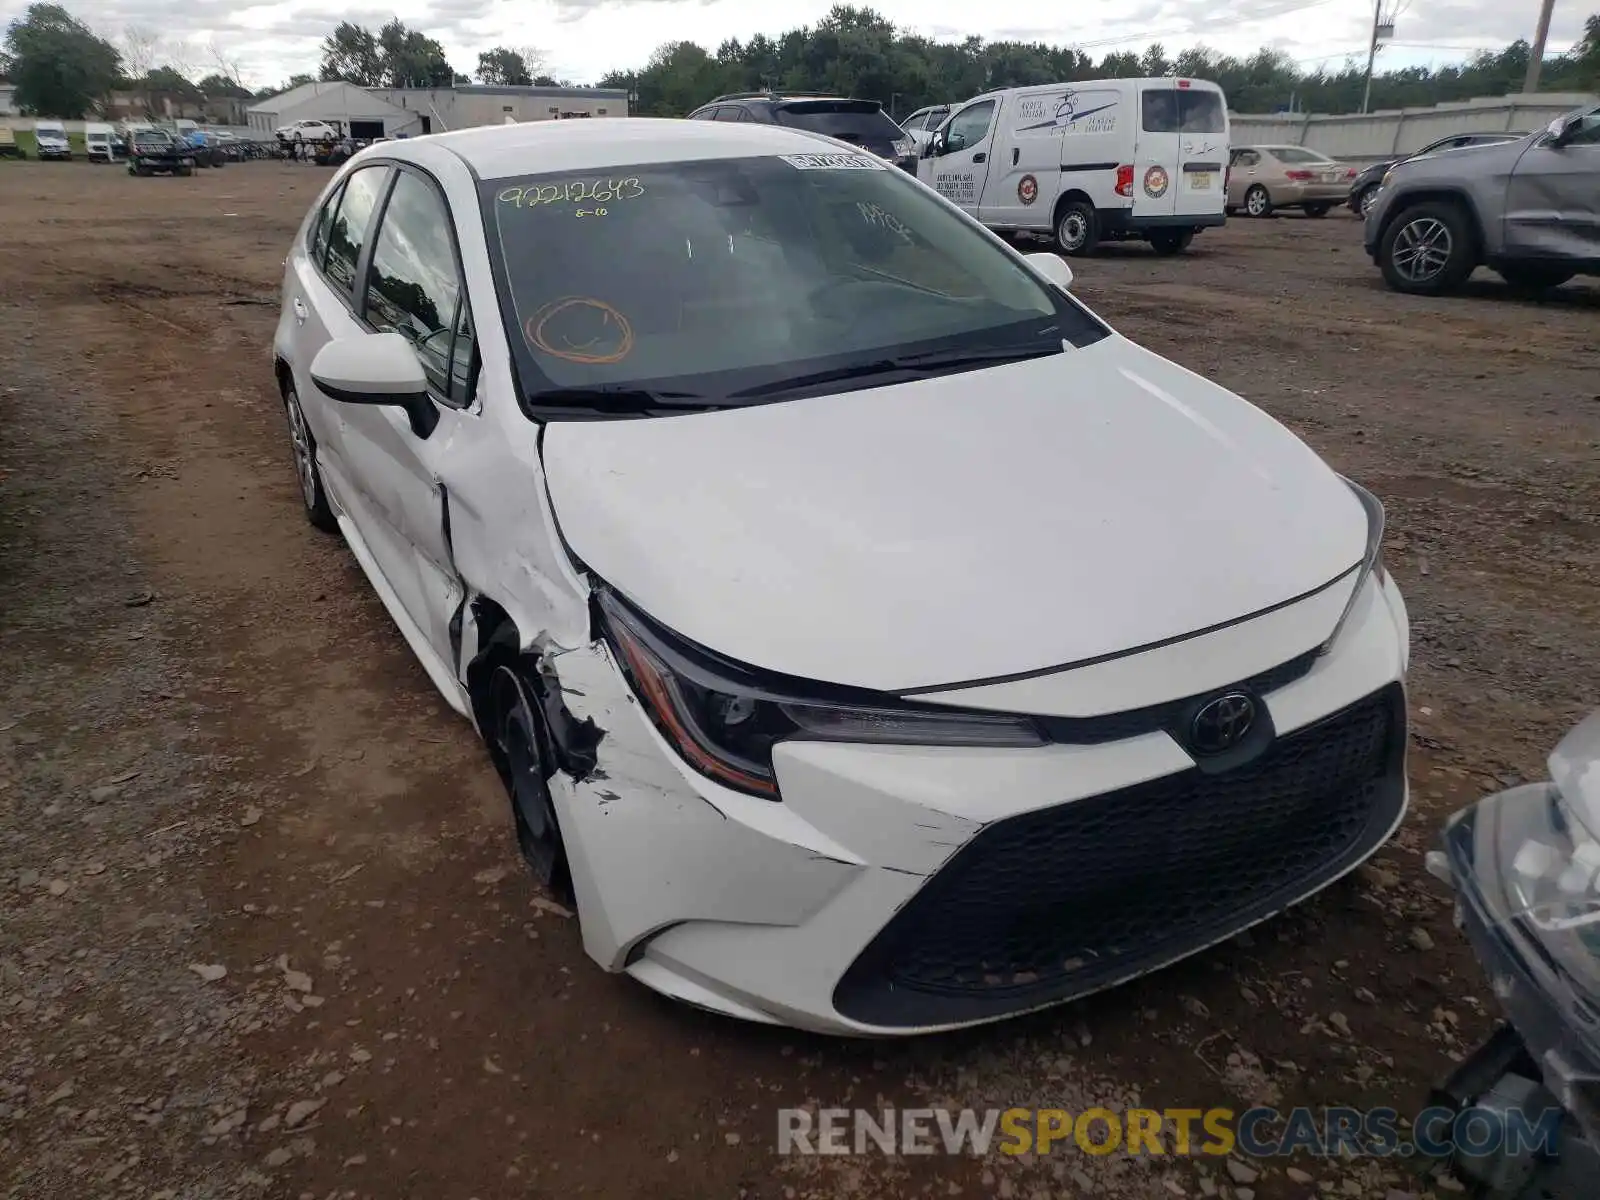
[425,117,850,181]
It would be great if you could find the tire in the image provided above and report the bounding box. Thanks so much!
[1149,229,1194,256]
[1304,203,1331,218]
[282,382,337,532]
[1378,201,1477,295]
[1355,186,1379,218]
[1244,185,1273,218]
[486,662,575,906]
[176,166,192,177]
[1497,264,1575,292]
[1054,199,1098,257]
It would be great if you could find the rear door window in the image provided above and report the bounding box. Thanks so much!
[323,166,391,298]
[774,101,903,151]
[1142,89,1226,134]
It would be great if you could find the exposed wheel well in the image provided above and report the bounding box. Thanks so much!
[1377,190,1484,260]
[1052,189,1094,230]
[273,357,293,399]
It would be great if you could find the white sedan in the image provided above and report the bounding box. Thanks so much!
[272,118,1411,1035]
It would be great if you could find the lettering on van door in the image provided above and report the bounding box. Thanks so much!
[1015,90,1120,136]
[935,171,978,206]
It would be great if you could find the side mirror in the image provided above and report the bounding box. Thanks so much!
[310,332,438,439]
[1545,115,1577,146]
[1024,251,1073,291]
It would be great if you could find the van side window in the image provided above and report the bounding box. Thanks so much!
[945,100,996,151]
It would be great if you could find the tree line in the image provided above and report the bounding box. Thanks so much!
[4,1,1598,120]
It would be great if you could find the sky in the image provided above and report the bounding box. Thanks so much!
[4,0,1591,91]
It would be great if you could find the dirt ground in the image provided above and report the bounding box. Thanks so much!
[1,159,1597,1200]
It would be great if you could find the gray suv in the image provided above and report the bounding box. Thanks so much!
[1365,103,1599,295]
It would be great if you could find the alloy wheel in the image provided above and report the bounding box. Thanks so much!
[1360,187,1378,217]
[1246,188,1270,217]
[284,389,318,512]
[1390,217,1453,285]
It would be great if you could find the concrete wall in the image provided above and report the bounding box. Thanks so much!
[1230,92,1597,163]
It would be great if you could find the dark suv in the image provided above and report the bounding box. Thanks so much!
[687,92,917,173]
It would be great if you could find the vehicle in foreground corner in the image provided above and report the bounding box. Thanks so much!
[273,116,1409,1036]
[1366,103,1599,296]
[1347,131,1525,218]
[918,77,1229,257]
[1427,708,1600,1198]
[1226,144,1354,218]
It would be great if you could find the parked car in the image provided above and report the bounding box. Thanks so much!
[126,128,195,177]
[272,117,1410,1036]
[1226,144,1354,217]
[1366,103,1600,295]
[0,128,20,159]
[919,77,1231,257]
[686,92,917,173]
[84,122,118,163]
[899,104,950,153]
[277,119,340,143]
[33,121,72,161]
[1347,131,1525,217]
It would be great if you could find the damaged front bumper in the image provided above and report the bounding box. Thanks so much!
[539,572,1411,1036]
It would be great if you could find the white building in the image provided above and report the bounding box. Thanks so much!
[246,81,629,140]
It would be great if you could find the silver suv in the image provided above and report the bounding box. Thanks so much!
[1365,103,1599,295]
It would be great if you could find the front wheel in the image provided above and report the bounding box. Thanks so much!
[1304,203,1331,218]
[1497,264,1575,292]
[487,664,575,905]
[1378,202,1477,294]
[1055,200,1099,257]
[1149,229,1195,256]
[1244,185,1273,218]
[1356,186,1380,218]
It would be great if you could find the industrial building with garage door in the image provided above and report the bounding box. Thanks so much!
[246,80,631,140]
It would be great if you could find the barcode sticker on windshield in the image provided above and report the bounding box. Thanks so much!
[779,153,887,171]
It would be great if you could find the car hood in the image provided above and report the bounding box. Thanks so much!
[1401,136,1529,176]
[542,335,1368,693]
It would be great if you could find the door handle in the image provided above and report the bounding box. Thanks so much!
[292,298,308,325]
[972,152,987,163]
[1012,147,1020,166]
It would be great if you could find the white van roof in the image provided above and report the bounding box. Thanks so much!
[963,76,1225,105]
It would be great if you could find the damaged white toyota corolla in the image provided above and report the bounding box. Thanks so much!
[273,118,1411,1035]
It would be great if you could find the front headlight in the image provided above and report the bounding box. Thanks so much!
[1380,168,1394,189]
[1318,477,1386,655]
[597,589,1043,799]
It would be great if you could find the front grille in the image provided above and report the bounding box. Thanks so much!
[834,684,1406,1028]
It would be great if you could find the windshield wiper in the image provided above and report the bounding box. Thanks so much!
[525,386,724,414]
[726,342,1063,400]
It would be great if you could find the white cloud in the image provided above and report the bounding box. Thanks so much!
[2,0,1587,93]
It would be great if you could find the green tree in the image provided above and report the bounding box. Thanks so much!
[477,46,533,86]
[377,18,454,87]
[319,21,382,86]
[4,2,121,117]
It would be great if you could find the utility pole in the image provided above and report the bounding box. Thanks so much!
[1361,0,1383,114]
[1523,0,1558,93]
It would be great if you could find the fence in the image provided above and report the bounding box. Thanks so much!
[1229,92,1597,163]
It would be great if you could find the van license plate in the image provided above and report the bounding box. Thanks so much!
[1188,171,1212,190]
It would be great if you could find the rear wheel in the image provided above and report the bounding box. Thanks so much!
[1149,229,1195,256]
[1244,185,1273,218]
[1378,201,1477,294]
[487,664,574,905]
[1497,263,1575,292]
[1304,203,1331,218]
[282,381,337,532]
[1055,199,1098,257]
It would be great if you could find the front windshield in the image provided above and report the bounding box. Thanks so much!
[482,153,1107,413]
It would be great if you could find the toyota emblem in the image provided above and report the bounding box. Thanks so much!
[1190,692,1256,755]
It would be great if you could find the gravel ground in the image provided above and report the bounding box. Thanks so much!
[1,161,1597,1200]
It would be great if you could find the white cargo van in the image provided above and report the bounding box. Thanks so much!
[917,77,1230,256]
[84,122,116,162]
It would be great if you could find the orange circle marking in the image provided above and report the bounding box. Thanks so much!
[525,297,634,365]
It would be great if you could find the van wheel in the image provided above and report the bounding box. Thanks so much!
[1055,200,1098,257]
[1150,230,1194,256]
[1378,201,1476,294]
[1244,186,1273,218]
